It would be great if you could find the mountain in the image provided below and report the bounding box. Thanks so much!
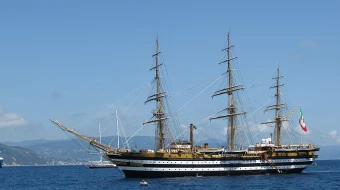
[26,136,158,162]
[2,139,64,147]
[1,136,160,164]
[0,143,48,166]
[27,139,99,163]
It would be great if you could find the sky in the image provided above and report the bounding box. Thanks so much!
[0,1,339,146]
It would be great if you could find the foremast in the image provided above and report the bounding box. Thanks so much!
[143,37,168,151]
[210,32,245,150]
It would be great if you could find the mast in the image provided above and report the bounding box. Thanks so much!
[143,37,168,150]
[210,31,245,150]
[261,66,287,146]
[274,67,282,146]
[116,110,119,149]
[99,123,102,163]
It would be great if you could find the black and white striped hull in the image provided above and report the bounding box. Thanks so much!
[110,157,314,178]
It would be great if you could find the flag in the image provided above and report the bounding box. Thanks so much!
[299,107,307,132]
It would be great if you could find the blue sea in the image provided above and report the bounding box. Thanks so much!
[1,160,339,190]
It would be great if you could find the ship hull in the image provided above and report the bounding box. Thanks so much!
[0,158,3,168]
[122,168,305,178]
[107,154,314,178]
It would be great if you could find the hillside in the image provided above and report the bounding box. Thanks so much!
[27,139,99,163]
[26,136,157,163]
[2,136,159,164]
[0,143,48,166]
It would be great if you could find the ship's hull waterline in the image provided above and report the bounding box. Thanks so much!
[107,155,315,178]
[122,168,306,178]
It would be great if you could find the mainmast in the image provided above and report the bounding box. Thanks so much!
[262,66,287,146]
[210,31,245,150]
[143,37,168,150]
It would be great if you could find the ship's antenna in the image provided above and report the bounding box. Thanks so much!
[210,31,245,150]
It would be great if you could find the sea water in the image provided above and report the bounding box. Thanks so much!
[0,160,339,190]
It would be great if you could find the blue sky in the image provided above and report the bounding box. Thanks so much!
[0,1,339,146]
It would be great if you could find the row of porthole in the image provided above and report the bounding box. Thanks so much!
[142,168,281,171]
[135,161,224,164]
[145,168,233,171]
[124,158,305,162]
[136,161,272,164]
[130,160,300,164]
[128,159,302,165]
[271,160,303,163]
[134,161,299,165]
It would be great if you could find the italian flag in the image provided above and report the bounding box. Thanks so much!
[299,107,307,132]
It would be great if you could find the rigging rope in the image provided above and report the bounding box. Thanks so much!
[99,81,151,144]
[245,96,274,119]
[164,126,190,148]
[73,82,150,130]
[60,128,93,153]
[171,74,223,117]
[120,124,145,148]
[195,127,224,147]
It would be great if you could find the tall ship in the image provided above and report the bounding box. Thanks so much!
[50,34,319,178]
